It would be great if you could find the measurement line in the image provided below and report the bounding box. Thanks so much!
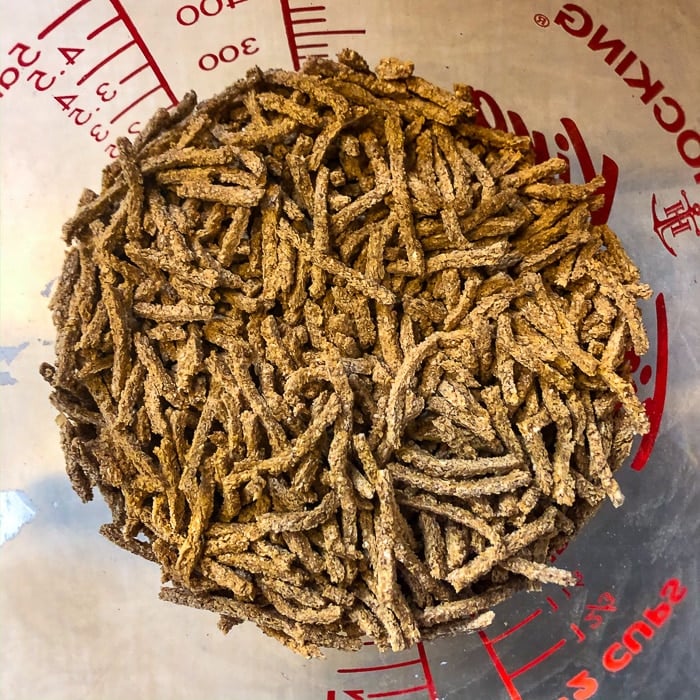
[487,609,542,645]
[86,13,121,40]
[289,4,325,11]
[291,17,327,25]
[478,631,523,700]
[77,39,135,85]
[109,0,178,106]
[37,0,93,39]
[509,639,567,679]
[280,0,302,70]
[297,54,329,60]
[367,684,429,699]
[119,61,149,84]
[337,658,421,674]
[294,29,366,37]
[586,603,615,612]
[416,642,439,700]
[297,43,329,50]
[109,84,161,123]
[280,0,367,71]
[546,596,559,611]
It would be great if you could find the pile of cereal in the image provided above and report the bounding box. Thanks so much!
[42,51,651,656]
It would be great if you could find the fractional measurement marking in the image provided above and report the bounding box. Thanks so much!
[3,0,368,154]
[555,577,688,700]
[326,641,438,699]
[36,0,178,125]
[279,0,366,71]
[477,572,624,700]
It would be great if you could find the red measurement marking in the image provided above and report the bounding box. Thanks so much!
[479,631,524,700]
[34,0,178,108]
[294,29,366,37]
[562,588,572,599]
[297,43,330,50]
[279,0,365,71]
[292,17,327,25]
[119,61,149,84]
[550,548,568,564]
[37,0,93,40]
[570,622,586,642]
[586,603,615,613]
[86,13,121,40]
[416,642,438,700]
[109,0,178,106]
[289,4,326,11]
[367,685,430,699]
[510,639,567,679]
[280,0,303,70]
[77,38,135,84]
[109,83,160,123]
[337,659,421,675]
[547,596,559,611]
[489,609,543,645]
[298,54,329,60]
[331,642,437,700]
[479,608,569,700]
[630,293,668,471]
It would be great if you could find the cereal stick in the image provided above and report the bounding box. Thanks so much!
[433,125,474,213]
[406,76,475,119]
[385,112,424,274]
[221,348,289,452]
[213,116,300,149]
[419,512,448,580]
[447,543,506,592]
[390,462,531,500]
[200,557,255,600]
[330,186,389,236]
[504,506,559,556]
[257,91,323,127]
[325,358,359,548]
[420,610,495,640]
[540,381,576,506]
[581,391,625,507]
[425,240,508,272]
[310,165,331,297]
[523,176,605,201]
[398,445,522,477]
[374,469,398,606]
[500,557,577,586]
[444,522,469,569]
[419,580,529,627]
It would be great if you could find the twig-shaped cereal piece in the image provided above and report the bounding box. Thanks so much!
[385,113,424,274]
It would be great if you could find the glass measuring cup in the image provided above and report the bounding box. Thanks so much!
[1,1,698,698]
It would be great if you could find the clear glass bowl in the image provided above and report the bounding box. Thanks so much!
[1,1,698,698]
